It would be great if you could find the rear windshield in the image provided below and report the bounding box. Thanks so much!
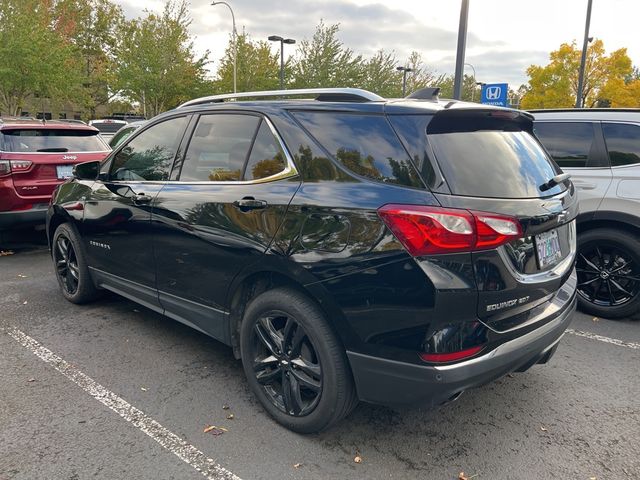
[1,129,108,153]
[91,122,126,134]
[429,130,565,198]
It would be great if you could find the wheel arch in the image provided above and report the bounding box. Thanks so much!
[225,268,352,360]
[577,211,640,237]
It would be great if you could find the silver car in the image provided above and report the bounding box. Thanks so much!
[532,109,640,318]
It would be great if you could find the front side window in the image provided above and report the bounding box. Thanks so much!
[602,122,640,166]
[292,111,424,188]
[534,122,596,168]
[110,116,188,181]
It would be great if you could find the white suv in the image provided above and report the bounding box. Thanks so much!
[532,109,640,319]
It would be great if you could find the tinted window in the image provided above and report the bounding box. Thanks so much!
[109,126,136,149]
[602,123,640,166]
[180,114,260,182]
[111,116,187,181]
[244,122,287,180]
[429,130,564,199]
[293,112,424,188]
[534,122,596,168]
[1,129,108,152]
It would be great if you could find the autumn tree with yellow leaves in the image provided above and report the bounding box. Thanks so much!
[521,39,640,109]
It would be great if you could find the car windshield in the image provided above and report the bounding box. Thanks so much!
[1,128,108,152]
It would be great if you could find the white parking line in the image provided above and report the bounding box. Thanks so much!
[5,326,242,480]
[566,328,640,350]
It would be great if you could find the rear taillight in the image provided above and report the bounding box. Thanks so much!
[377,204,522,256]
[0,159,33,176]
[0,160,10,177]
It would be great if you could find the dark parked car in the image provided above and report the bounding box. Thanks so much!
[0,118,110,229]
[47,88,578,433]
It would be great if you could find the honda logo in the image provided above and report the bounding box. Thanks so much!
[485,86,502,100]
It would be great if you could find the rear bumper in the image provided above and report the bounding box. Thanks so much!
[0,206,48,229]
[347,279,576,407]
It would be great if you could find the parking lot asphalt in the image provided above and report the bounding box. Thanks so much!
[1,236,639,480]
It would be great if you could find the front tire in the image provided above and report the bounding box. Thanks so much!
[240,287,357,433]
[52,223,100,304]
[576,228,640,319]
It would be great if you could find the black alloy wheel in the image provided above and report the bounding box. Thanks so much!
[52,223,100,304]
[575,228,640,319]
[240,287,357,433]
[54,233,80,296]
[251,312,322,416]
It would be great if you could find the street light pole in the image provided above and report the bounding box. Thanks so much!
[575,0,593,108]
[268,35,296,90]
[453,0,470,100]
[464,62,476,101]
[212,1,237,93]
[396,66,413,96]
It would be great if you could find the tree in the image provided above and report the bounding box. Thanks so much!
[521,39,633,109]
[0,0,76,115]
[360,50,402,97]
[291,21,364,88]
[55,0,125,118]
[115,0,211,117]
[400,51,446,95]
[215,32,280,93]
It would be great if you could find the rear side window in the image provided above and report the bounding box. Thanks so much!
[111,116,188,181]
[429,130,564,199]
[179,114,260,182]
[292,111,424,188]
[244,122,287,181]
[534,122,596,168]
[1,129,108,152]
[602,123,640,166]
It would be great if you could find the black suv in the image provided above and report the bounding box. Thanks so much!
[47,88,578,433]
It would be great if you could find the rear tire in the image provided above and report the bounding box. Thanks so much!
[52,223,100,304]
[576,228,640,319]
[240,287,357,433]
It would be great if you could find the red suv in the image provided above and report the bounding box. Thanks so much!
[0,119,110,229]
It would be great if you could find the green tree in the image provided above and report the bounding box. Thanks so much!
[400,51,446,96]
[360,49,402,97]
[291,21,364,88]
[115,0,211,117]
[215,32,280,93]
[521,39,633,109]
[55,0,125,119]
[0,0,76,115]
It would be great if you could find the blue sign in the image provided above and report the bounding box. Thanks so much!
[481,83,509,107]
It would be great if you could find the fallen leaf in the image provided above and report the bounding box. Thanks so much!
[589,477,597,480]
[140,387,148,392]
[226,413,234,420]
[18,274,27,278]
[27,378,35,382]
[354,455,362,464]
[540,426,548,432]
[222,404,230,410]
[506,373,514,378]
[293,463,302,469]
[203,425,227,436]
[22,301,28,305]
[459,472,468,480]
[0,250,14,256]
[592,317,599,322]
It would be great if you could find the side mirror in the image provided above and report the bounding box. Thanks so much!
[72,160,100,180]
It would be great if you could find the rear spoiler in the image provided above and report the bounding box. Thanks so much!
[427,108,534,135]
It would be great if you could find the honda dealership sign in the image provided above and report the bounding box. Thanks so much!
[481,83,509,107]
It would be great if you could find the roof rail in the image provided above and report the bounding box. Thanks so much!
[178,88,385,108]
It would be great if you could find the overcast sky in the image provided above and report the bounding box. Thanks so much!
[113,0,640,88]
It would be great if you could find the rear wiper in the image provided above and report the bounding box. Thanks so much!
[539,173,571,192]
[37,148,68,152]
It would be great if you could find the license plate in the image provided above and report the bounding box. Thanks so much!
[56,165,74,179]
[535,229,562,268]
